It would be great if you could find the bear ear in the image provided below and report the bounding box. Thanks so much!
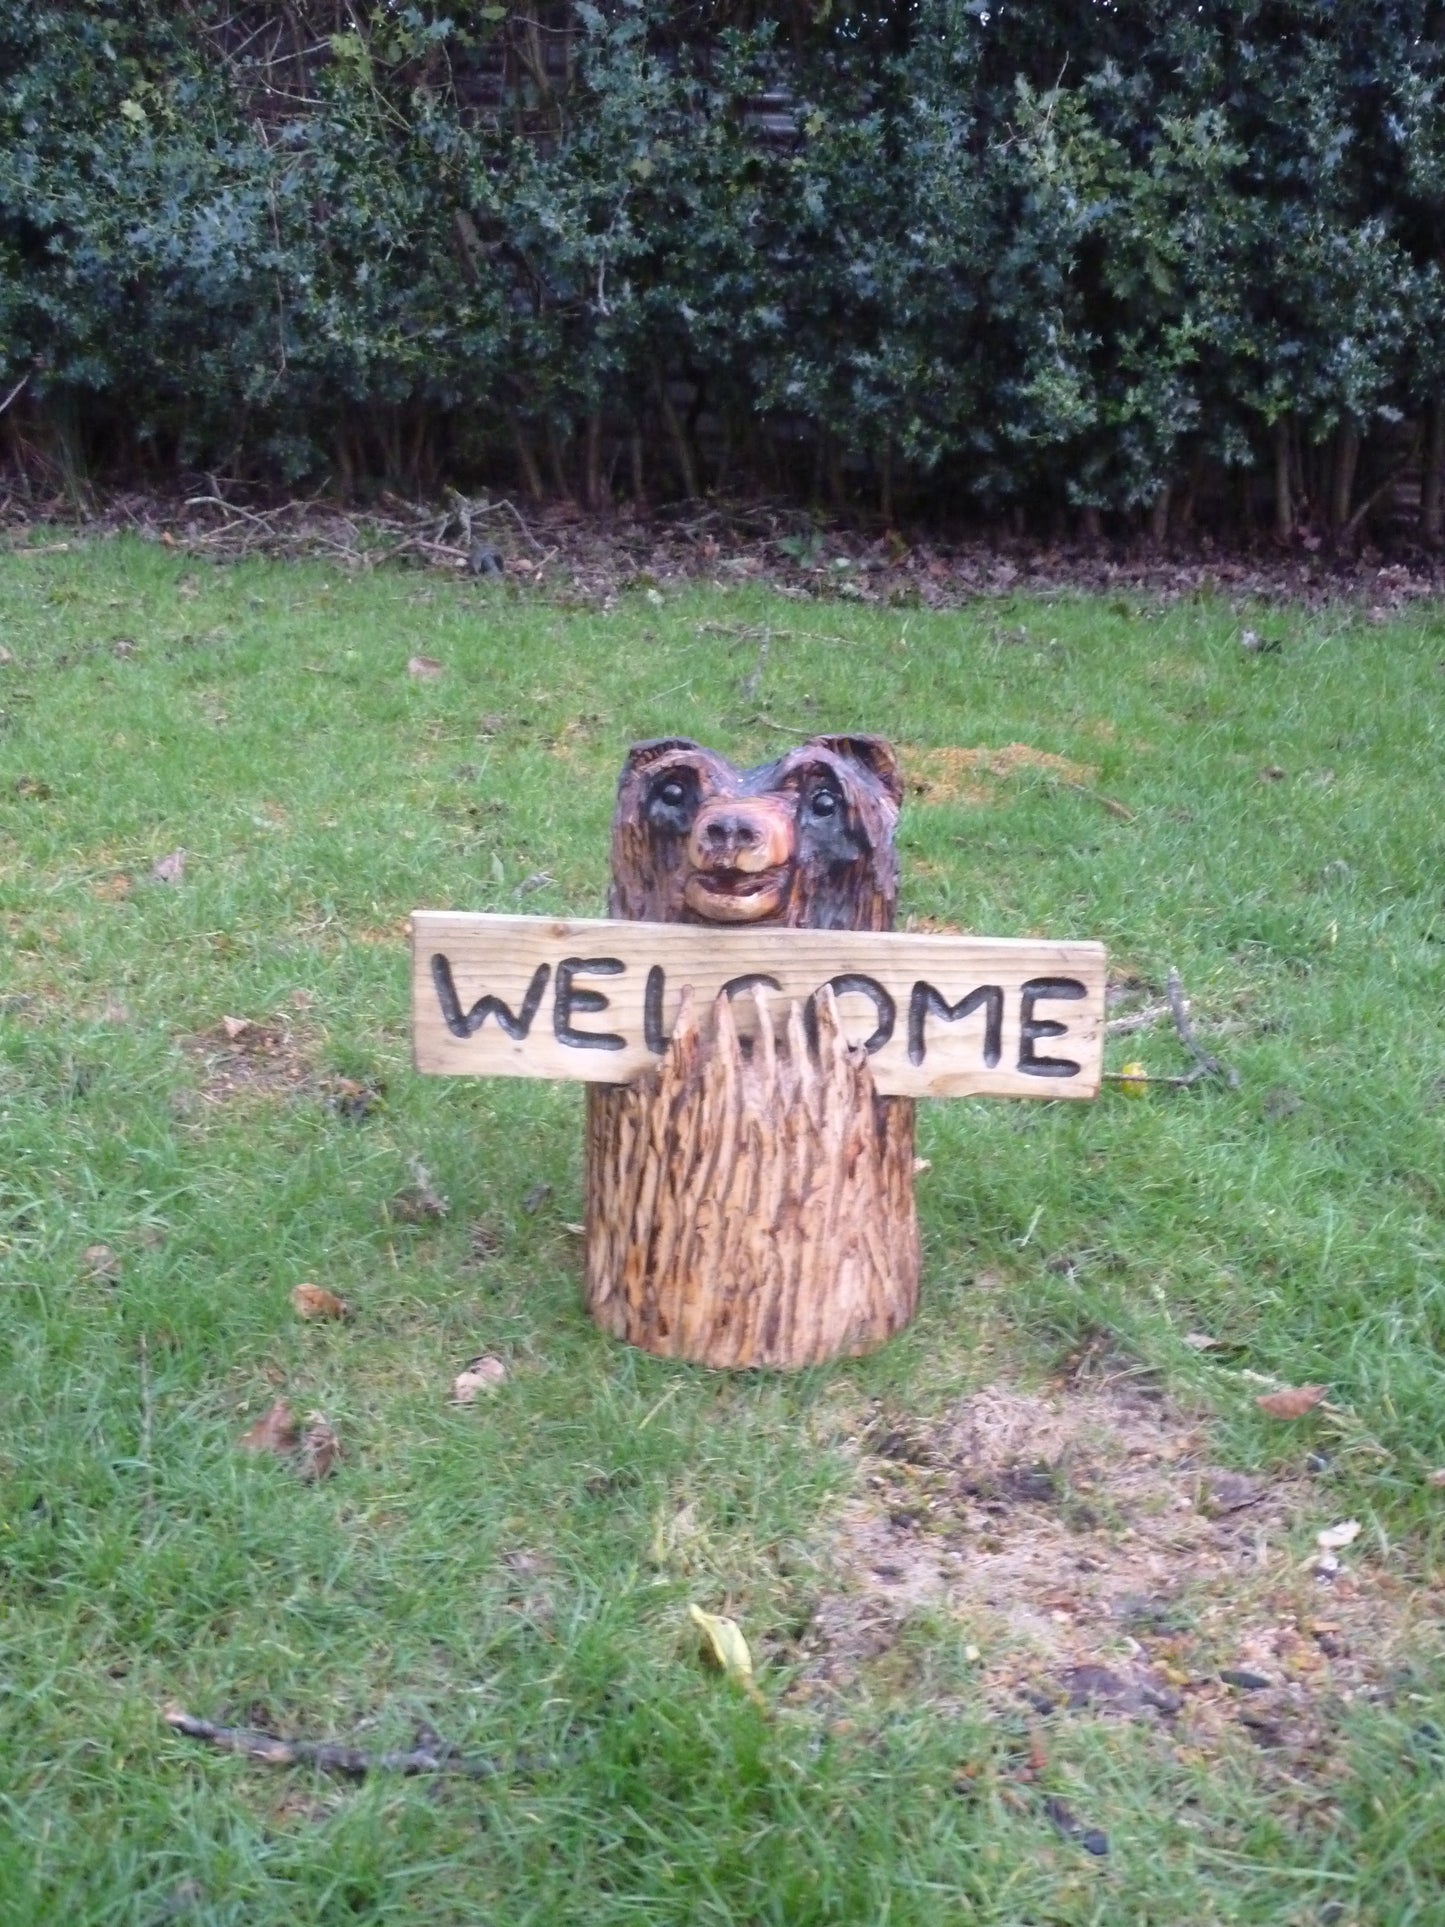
[621,738,704,777]
[811,734,903,807]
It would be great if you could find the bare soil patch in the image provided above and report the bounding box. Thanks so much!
[182,1016,320,1106]
[796,1374,1442,1779]
[903,743,1098,807]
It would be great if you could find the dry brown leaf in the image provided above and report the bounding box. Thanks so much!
[1255,1384,1325,1420]
[82,1242,121,1283]
[291,1282,352,1322]
[239,1398,300,1456]
[452,1355,507,1404]
[297,1413,341,1481]
[221,1015,252,1042]
[151,849,187,884]
[407,654,444,680]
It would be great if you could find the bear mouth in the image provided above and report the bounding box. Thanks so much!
[683,865,791,924]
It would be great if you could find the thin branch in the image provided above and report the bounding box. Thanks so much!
[1167,968,1238,1088]
[1104,1000,1170,1038]
[739,710,818,738]
[0,372,31,418]
[1103,1066,1213,1089]
[1057,778,1135,822]
[163,1707,503,1780]
[467,495,550,555]
[135,1333,157,1523]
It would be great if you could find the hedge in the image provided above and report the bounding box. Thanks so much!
[2,1,1443,540]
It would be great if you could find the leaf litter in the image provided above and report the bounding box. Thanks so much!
[238,1398,340,1481]
[794,1378,1442,1785]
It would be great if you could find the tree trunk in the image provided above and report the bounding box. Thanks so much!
[1330,419,1360,530]
[1272,417,1293,541]
[511,414,545,501]
[584,411,607,510]
[1147,485,1170,546]
[1422,395,1445,546]
[584,984,919,1370]
[656,378,700,500]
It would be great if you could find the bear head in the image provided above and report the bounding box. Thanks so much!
[608,734,902,933]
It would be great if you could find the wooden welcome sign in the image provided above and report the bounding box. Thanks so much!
[414,915,1104,1100]
[413,734,1106,1371]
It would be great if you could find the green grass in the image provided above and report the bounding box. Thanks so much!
[1,537,1442,1925]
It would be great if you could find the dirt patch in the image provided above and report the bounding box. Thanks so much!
[903,743,1098,806]
[182,1017,320,1105]
[796,1378,1441,1776]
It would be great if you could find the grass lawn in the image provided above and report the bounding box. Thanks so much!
[1,536,1442,1925]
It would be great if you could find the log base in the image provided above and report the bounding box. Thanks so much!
[584,985,920,1370]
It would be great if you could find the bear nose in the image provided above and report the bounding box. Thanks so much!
[703,813,761,858]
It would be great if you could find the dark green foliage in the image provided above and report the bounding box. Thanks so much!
[2,1,1444,536]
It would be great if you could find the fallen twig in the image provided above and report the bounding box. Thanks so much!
[184,494,286,528]
[1103,1067,1213,1089]
[1058,778,1136,822]
[461,493,550,556]
[739,710,818,738]
[694,620,851,647]
[1105,1000,1170,1038]
[1167,968,1238,1088]
[163,1707,501,1780]
[138,1334,155,1518]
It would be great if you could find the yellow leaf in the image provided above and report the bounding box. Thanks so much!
[689,1605,765,1707]
[1118,1060,1149,1098]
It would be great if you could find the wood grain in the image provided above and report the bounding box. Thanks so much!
[584,983,919,1369]
[412,912,1105,1101]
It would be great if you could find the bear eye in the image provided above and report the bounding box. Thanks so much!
[657,779,686,808]
[809,787,840,819]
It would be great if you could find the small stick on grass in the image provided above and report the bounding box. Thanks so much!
[1103,971,1238,1090]
[1167,968,1239,1088]
[1105,1000,1170,1038]
[162,1708,501,1780]
[138,1333,155,1518]
[1058,778,1136,822]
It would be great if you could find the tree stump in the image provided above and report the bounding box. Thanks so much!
[582,733,920,1370]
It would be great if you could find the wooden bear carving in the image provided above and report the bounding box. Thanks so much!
[583,734,921,1370]
[607,734,903,934]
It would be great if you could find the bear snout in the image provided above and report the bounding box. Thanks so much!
[686,798,794,876]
